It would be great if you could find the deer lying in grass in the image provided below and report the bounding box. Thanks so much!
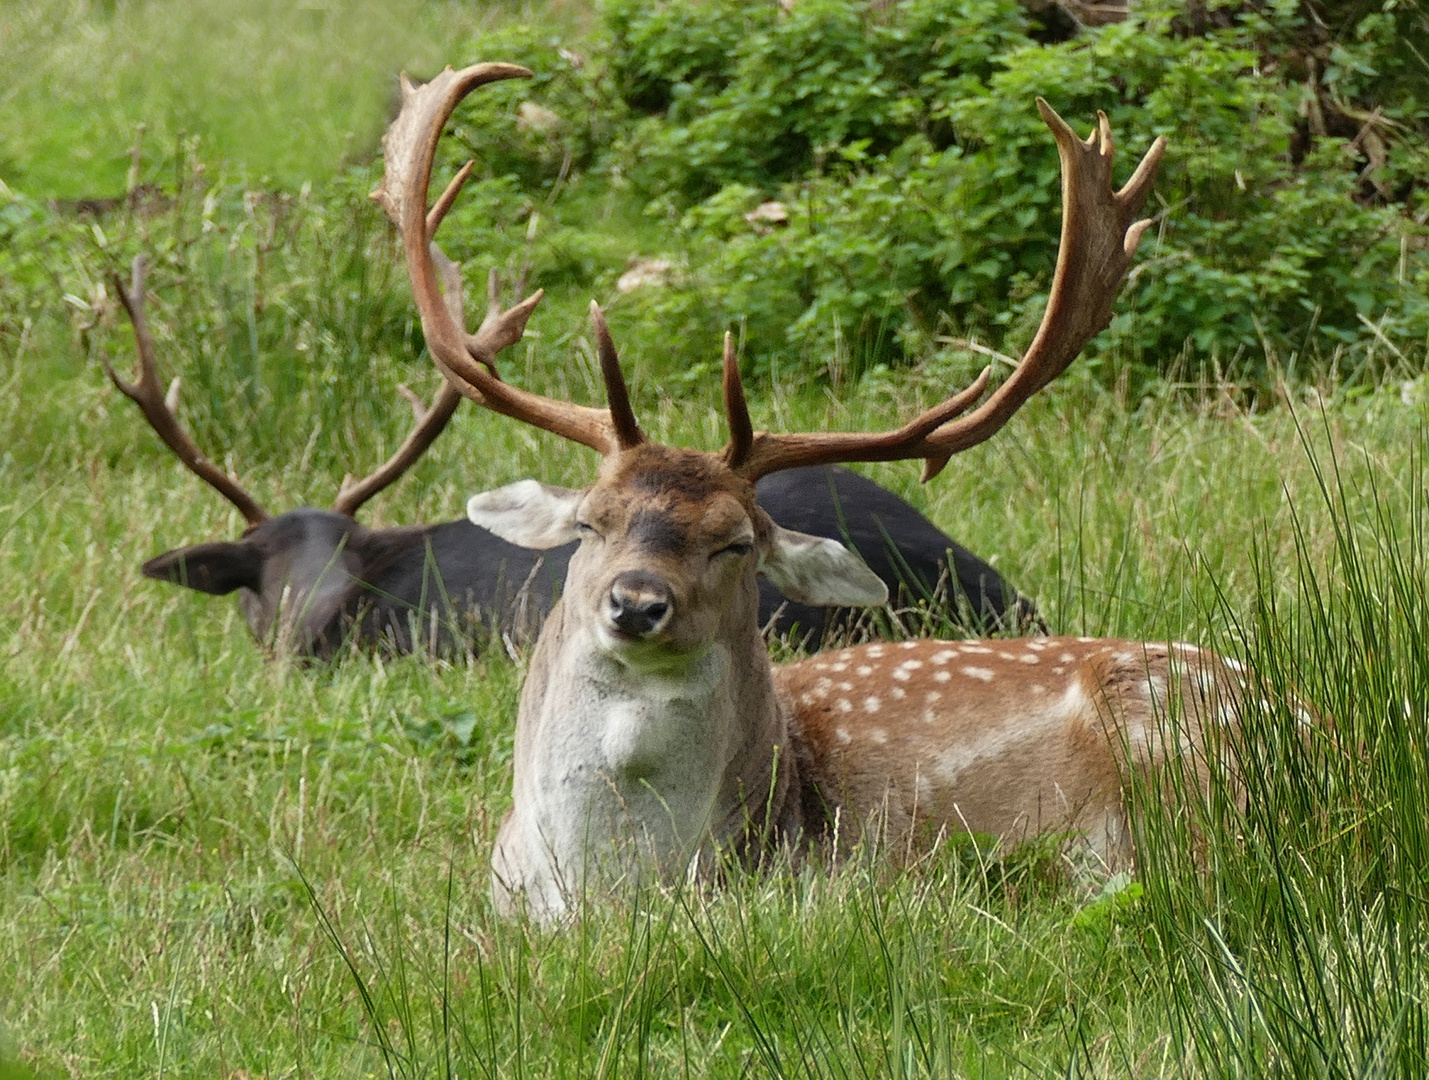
[100,261,1035,658]
[378,62,1244,920]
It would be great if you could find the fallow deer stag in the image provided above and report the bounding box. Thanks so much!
[102,259,1032,657]
[379,62,1240,920]
[99,254,565,658]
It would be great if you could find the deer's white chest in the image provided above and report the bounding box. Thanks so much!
[519,643,735,880]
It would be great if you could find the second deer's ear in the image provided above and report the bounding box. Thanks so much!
[467,480,585,549]
[142,541,265,595]
[759,524,889,608]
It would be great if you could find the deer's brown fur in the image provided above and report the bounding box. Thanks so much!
[779,638,1243,866]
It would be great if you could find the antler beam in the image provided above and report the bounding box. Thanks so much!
[329,252,492,516]
[720,99,1166,482]
[103,256,271,526]
[372,63,628,455]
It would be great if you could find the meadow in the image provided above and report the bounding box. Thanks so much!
[3,0,1429,1076]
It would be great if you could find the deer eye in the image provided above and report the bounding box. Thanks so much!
[575,521,601,539]
[712,540,753,560]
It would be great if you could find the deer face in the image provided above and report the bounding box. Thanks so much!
[467,444,887,668]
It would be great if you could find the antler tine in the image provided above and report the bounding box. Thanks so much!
[721,332,753,469]
[104,255,270,525]
[588,302,643,450]
[332,378,462,516]
[914,101,1166,470]
[724,100,1164,483]
[373,63,619,456]
[332,243,475,516]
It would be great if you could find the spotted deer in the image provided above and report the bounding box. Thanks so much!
[100,261,1032,657]
[377,62,1242,920]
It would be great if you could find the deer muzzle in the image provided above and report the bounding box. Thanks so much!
[606,570,675,640]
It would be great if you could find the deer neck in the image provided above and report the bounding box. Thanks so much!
[496,579,797,915]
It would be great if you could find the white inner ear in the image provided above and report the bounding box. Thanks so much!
[467,480,584,549]
[759,524,889,608]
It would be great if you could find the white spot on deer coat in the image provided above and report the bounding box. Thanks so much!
[837,699,853,713]
[962,666,994,682]
[1018,653,1040,665]
[934,670,951,683]
[932,650,957,665]
[864,696,881,713]
[857,665,874,676]
[836,727,852,744]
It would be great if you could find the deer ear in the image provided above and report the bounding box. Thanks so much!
[759,524,889,608]
[467,480,584,549]
[142,541,264,595]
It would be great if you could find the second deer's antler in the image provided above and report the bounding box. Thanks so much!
[106,252,477,522]
[103,256,271,525]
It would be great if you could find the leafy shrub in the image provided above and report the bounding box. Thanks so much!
[603,0,1429,382]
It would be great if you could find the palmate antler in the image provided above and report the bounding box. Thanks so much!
[104,253,475,522]
[371,64,643,456]
[382,63,1164,483]
[720,102,1165,481]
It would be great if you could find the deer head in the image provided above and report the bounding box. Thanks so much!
[376,62,1165,918]
[95,252,555,655]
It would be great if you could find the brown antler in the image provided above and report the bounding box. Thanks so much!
[329,244,486,516]
[373,63,631,455]
[102,256,270,525]
[720,99,1166,482]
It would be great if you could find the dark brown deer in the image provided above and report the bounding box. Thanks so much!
[101,259,1035,658]
[380,62,1245,922]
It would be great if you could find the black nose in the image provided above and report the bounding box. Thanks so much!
[607,571,674,638]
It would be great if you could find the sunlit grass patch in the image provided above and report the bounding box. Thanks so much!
[1,0,482,196]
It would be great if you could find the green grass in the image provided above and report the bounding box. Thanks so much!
[6,1,1429,1075]
[0,0,585,197]
[7,281,1429,1073]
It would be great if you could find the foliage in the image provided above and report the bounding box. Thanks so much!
[604,0,1429,381]
[8,3,1429,1074]
[9,316,1429,1071]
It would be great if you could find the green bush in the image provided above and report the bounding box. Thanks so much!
[602,0,1429,381]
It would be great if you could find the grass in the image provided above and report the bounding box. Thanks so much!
[0,0,594,197]
[7,283,1429,1074]
[5,1,1429,1076]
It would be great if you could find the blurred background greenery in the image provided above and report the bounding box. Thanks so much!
[2,0,1426,420]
